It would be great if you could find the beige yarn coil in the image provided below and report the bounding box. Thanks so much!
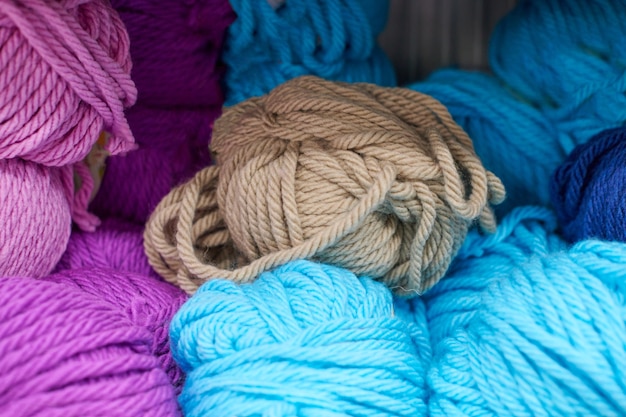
[144,76,505,295]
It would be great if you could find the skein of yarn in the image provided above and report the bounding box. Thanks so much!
[45,267,187,390]
[0,270,182,416]
[551,127,626,243]
[0,159,72,278]
[54,217,160,280]
[410,69,565,214]
[424,205,566,347]
[429,239,626,416]
[145,76,505,296]
[489,0,626,146]
[170,260,430,416]
[89,106,218,223]
[222,0,397,105]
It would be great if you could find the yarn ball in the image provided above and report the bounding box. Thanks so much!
[55,218,160,280]
[424,205,566,348]
[45,267,188,390]
[222,0,397,105]
[0,272,182,416]
[551,127,626,243]
[145,76,505,296]
[428,239,626,417]
[0,0,137,166]
[110,0,234,107]
[0,159,72,278]
[489,0,626,146]
[90,105,217,224]
[410,69,566,214]
[170,260,430,416]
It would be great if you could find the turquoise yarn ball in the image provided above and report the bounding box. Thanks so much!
[428,237,626,416]
[222,0,396,106]
[490,0,626,147]
[410,70,566,214]
[171,260,429,416]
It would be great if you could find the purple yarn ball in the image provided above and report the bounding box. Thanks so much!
[55,218,159,280]
[110,0,235,107]
[89,105,217,223]
[551,127,626,243]
[0,270,185,416]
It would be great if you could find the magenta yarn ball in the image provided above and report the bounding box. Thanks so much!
[0,159,72,278]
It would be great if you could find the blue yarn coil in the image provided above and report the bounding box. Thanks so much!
[427,227,626,415]
[489,0,626,147]
[551,127,626,243]
[171,260,430,416]
[410,70,566,214]
[222,0,397,106]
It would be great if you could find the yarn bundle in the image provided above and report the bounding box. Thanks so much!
[0,0,137,277]
[222,0,397,105]
[145,75,505,296]
[88,0,235,224]
[0,267,185,416]
[170,260,431,416]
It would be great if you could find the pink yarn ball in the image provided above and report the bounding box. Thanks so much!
[0,159,72,278]
[0,0,137,166]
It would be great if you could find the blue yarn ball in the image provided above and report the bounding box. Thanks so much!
[410,70,566,214]
[171,260,429,416]
[424,205,566,347]
[428,238,626,416]
[489,0,626,146]
[551,127,626,243]
[222,0,397,106]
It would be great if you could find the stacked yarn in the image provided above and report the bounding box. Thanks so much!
[89,0,235,224]
[0,268,185,416]
[171,260,430,416]
[551,127,626,243]
[428,238,626,416]
[144,76,505,296]
[222,0,397,105]
[0,0,137,277]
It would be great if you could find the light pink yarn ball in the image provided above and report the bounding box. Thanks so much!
[0,159,72,278]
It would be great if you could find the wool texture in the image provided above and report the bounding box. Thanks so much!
[429,238,626,416]
[490,0,626,144]
[222,0,396,105]
[54,217,160,280]
[171,260,430,416]
[551,127,626,243]
[410,70,565,215]
[144,76,505,296]
[0,270,182,416]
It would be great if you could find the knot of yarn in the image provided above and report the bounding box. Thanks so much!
[489,0,626,146]
[171,260,430,416]
[0,0,137,166]
[410,69,566,214]
[145,76,505,296]
[429,239,626,416]
[222,0,396,105]
[551,127,626,243]
[0,272,181,416]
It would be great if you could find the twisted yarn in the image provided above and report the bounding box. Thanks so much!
[222,0,396,105]
[45,267,187,390]
[490,0,626,145]
[171,260,430,416]
[410,69,566,214]
[551,127,626,243]
[429,239,626,416]
[0,159,72,278]
[145,76,505,296]
[0,0,136,165]
[0,270,182,416]
[55,217,160,280]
